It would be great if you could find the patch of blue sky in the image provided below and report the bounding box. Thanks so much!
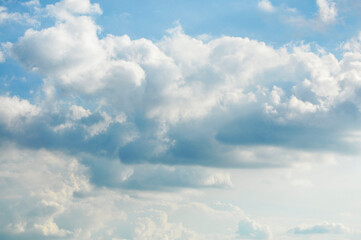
[93,0,361,52]
[0,59,42,101]
[1,0,361,58]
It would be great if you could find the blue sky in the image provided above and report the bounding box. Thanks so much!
[1,0,361,239]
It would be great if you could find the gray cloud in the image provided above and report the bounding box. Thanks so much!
[86,159,233,190]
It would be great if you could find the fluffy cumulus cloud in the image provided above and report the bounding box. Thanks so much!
[11,16,145,94]
[4,0,361,170]
[8,13,361,167]
[3,0,361,171]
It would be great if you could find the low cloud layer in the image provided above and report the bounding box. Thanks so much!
[0,143,259,240]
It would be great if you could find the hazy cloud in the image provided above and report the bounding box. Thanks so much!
[258,0,275,12]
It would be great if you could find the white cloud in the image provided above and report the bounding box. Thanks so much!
[0,144,89,238]
[343,32,361,51]
[22,0,40,7]
[284,0,338,29]
[53,106,127,137]
[134,210,199,240]
[8,13,361,166]
[11,16,145,95]
[317,0,337,23]
[0,50,4,63]
[4,1,361,240]
[86,112,113,136]
[0,143,255,240]
[238,217,272,240]
[6,0,361,169]
[0,144,133,239]
[0,6,22,24]
[69,105,91,120]
[290,222,352,234]
[0,6,38,25]
[159,25,210,77]
[46,0,102,20]
[150,30,289,125]
[288,95,318,115]
[34,220,71,237]
[0,95,40,128]
[258,0,275,12]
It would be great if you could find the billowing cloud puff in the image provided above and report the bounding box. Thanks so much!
[4,0,361,170]
[6,1,361,169]
[11,16,145,94]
